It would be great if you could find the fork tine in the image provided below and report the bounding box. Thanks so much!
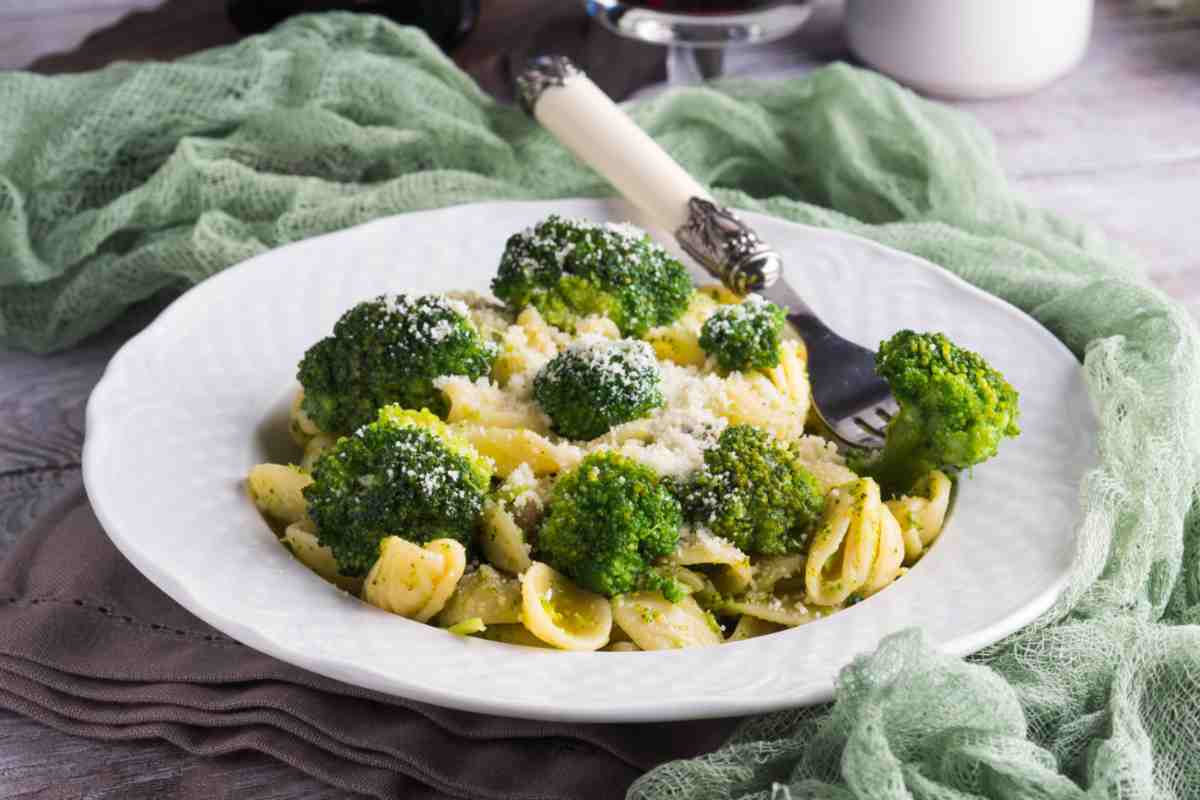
[828,420,884,451]
[853,416,886,437]
[778,288,897,453]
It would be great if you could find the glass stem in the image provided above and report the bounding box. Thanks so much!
[665,46,726,85]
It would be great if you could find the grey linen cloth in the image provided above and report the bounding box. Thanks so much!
[0,476,741,799]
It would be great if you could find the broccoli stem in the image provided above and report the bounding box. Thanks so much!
[850,406,933,497]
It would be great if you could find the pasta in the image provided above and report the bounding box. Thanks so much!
[452,424,582,477]
[436,564,522,627]
[723,595,834,628]
[790,435,858,494]
[363,537,466,622]
[750,553,806,595]
[247,463,311,526]
[610,593,723,650]
[479,500,534,575]
[299,432,338,472]
[805,479,905,606]
[481,624,554,648]
[445,290,512,343]
[714,341,811,439]
[282,521,363,594]
[437,375,550,433]
[493,307,565,385]
[289,390,320,445]
[249,223,974,653]
[726,614,784,642]
[644,291,721,367]
[520,562,612,651]
[670,529,753,595]
[887,469,953,563]
[575,315,622,339]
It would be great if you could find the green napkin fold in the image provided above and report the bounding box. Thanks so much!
[3,12,1199,800]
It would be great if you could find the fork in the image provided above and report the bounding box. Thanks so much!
[516,56,897,451]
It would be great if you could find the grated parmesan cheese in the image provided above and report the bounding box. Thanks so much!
[585,361,729,478]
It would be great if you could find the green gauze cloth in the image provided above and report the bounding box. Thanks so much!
[4,13,1200,800]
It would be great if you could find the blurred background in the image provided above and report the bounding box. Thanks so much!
[2,0,1199,292]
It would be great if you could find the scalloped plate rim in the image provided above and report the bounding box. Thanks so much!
[82,198,1091,722]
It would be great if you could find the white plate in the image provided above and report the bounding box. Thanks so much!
[83,199,1092,722]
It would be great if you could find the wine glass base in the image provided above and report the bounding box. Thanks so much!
[586,1,814,49]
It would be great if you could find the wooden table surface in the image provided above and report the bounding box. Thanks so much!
[1,0,1198,797]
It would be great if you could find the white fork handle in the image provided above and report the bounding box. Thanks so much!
[518,58,781,294]
[530,70,712,234]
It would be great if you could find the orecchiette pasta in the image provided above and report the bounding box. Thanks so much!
[726,614,785,642]
[714,341,811,440]
[644,291,719,367]
[723,594,832,628]
[765,338,810,400]
[299,433,338,472]
[436,564,522,627]
[289,390,320,445]
[247,463,311,526]
[670,529,753,594]
[861,507,904,597]
[520,562,613,651]
[610,593,723,650]
[574,315,621,339]
[453,424,583,477]
[750,554,806,595]
[492,307,565,384]
[479,500,534,575]
[437,375,550,433]
[805,478,904,606]
[363,537,466,622]
[281,521,362,594]
[652,564,711,598]
[886,470,953,563]
[445,290,513,343]
[790,435,858,494]
[481,624,554,648]
[608,617,633,642]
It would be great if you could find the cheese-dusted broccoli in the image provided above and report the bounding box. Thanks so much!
[680,425,825,556]
[533,336,664,440]
[492,215,692,337]
[296,293,497,433]
[303,407,493,577]
[699,294,787,373]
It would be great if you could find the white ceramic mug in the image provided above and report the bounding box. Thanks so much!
[844,0,1094,99]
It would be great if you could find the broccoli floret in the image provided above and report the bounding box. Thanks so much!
[533,336,664,440]
[851,330,1020,497]
[639,569,687,603]
[699,295,787,372]
[297,293,496,433]
[303,407,494,577]
[492,215,693,337]
[680,425,824,556]
[537,452,682,596]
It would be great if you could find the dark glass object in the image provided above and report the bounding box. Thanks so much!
[623,0,775,11]
[226,0,480,50]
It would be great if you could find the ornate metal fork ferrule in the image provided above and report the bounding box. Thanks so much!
[516,56,582,116]
[675,197,782,294]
